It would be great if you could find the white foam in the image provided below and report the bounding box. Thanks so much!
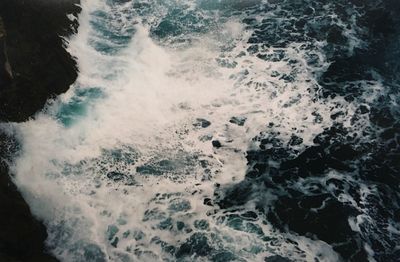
[5,0,375,261]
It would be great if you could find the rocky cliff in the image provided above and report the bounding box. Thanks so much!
[0,0,80,261]
[0,0,80,121]
[0,17,13,87]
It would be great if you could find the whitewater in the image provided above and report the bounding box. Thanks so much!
[2,0,399,261]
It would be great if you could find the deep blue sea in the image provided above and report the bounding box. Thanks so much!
[4,0,400,261]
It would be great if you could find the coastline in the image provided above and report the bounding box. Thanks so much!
[0,0,80,260]
[0,0,399,261]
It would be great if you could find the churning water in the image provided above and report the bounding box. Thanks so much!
[4,0,400,261]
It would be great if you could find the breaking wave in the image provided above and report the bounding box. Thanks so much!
[2,0,399,261]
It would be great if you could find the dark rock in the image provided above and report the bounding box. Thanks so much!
[0,17,13,87]
[212,140,222,148]
[0,1,80,261]
[0,155,57,262]
[0,0,80,122]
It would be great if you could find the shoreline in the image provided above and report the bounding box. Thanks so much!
[0,0,80,260]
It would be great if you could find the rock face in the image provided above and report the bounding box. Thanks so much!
[0,17,12,87]
[0,0,80,122]
[0,0,80,261]
[0,136,57,262]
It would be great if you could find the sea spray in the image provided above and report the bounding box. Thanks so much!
[4,0,399,261]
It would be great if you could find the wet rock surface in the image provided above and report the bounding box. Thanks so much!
[0,0,80,122]
[0,132,59,261]
[0,0,80,261]
[0,18,12,87]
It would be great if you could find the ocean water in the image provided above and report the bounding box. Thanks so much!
[2,0,400,261]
